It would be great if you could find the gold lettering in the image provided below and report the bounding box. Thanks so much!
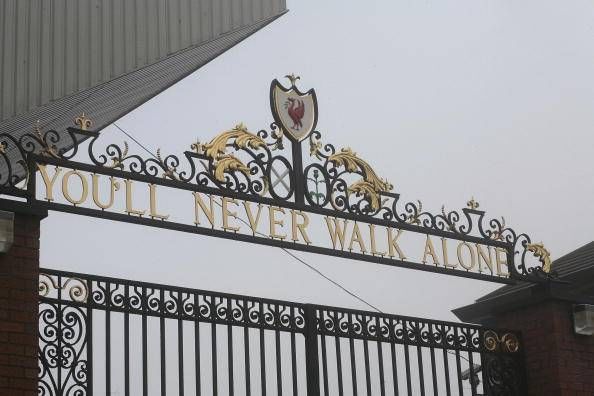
[193,192,215,227]
[291,210,311,244]
[268,206,286,240]
[368,225,386,256]
[422,235,440,265]
[37,164,61,201]
[124,179,146,216]
[476,244,493,274]
[62,170,89,205]
[324,217,349,250]
[92,175,119,210]
[457,242,476,271]
[387,228,406,259]
[221,197,240,232]
[243,201,263,235]
[495,247,509,276]
[349,222,367,253]
[148,184,169,220]
[441,238,457,268]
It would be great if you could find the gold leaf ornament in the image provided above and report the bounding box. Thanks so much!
[328,148,393,210]
[526,242,552,273]
[198,124,266,183]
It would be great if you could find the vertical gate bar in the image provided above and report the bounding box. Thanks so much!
[429,324,438,396]
[348,313,358,396]
[124,284,130,396]
[244,300,251,396]
[142,288,148,396]
[212,302,218,396]
[160,289,166,396]
[403,321,412,396]
[468,349,476,396]
[363,339,371,396]
[454,328,463,396]
[105,281,111,396]
[194,293,201,396]
[58,275,62,395]
[390,341,399,396]
[290,307,298,396]
[304,304,320,396]
[275,325,282,396]
[87,279,93,396]
[442,344,451,396]
[178,291,185,396]
[320,332,329,395]
[259,302,267,396]
[416,343,425,396]
[376,316,385,396]
[228,298,234,396]
[335,332,343,396]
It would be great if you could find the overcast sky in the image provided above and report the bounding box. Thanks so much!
[41,0,594,321]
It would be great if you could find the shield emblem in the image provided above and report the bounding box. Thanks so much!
[270,75,318,142]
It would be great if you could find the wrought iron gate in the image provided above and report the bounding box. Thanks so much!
[38,268,526,395]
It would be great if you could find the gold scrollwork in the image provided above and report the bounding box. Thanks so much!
[39,273,89,302]
[526,242,552,273]
[193,123,266,183]
[484,330,520,353]
[327,148,393,211]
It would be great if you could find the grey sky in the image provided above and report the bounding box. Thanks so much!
[41,0,594,321]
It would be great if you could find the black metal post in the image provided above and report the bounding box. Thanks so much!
[291,141,305,206]
[304,304,320,396]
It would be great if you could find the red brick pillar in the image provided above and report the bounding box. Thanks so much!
[494,300,594,396]
[0,203,46,396]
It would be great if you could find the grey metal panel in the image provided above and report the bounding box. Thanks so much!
[0,11,286,181]
[1,0,286,124]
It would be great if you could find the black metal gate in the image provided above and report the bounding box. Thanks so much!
[38,268,526,395]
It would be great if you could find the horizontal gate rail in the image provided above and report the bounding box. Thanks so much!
[38,268,527,395]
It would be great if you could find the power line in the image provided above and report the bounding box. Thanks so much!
[110,122,473,367]
[111,122,383,313]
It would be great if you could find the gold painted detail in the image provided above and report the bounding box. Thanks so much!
[156,148,179,180]
[0,142,6,154]
[193,123,266,183]
[406,200,423,225]
[467,197,479,210]
[34,121,59,158]
[285,73,300,87]
[39,273,88,302]
[526,242,552,273]
[328,148,393,211]
[490,217,506,241]
[74,113,93,131]
[441,206,456,232]
[484,330,520,353]
[108,141,129,169]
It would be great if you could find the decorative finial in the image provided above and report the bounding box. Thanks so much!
[467,197,479,210]
[234,122,248,132]
[190,138,202,154]
[74,113,93,131]
[285,73,300,88]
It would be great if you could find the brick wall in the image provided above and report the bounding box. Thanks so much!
[0,213,42,396]
[495,300,594,396]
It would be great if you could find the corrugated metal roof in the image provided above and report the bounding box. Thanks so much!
[1,0,286,123]
[0,0,286,181]
[477,240,594,302]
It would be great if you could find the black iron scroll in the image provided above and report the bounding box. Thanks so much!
[0,76,555,285]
